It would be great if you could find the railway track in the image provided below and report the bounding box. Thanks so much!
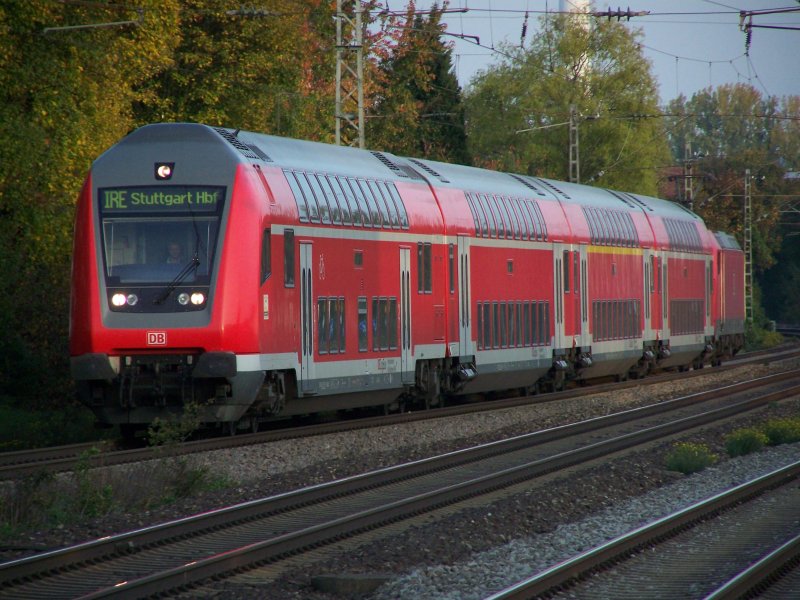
[2,370,798,598]
[2,346,797,481]
[487,460,800,600]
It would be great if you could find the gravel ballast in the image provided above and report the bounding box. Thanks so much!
[367,443,800,600]
[1,357,799,600]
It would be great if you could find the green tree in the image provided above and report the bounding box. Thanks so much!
[0,1,178,404]
[131,0,337,141]
[368,2,469,163]
[665,85,798,275]
[464,14,669,194]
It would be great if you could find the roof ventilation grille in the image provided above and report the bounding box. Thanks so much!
[213,127,262,160]
[509,174,547,197]
[370,151,409,177]
[408,159,450,183]
[535,177,571,200]
[246,143,273,162]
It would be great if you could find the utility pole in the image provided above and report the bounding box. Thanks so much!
[744,169,753,322]
[683,141,694,211]
[569,104,580,184]
[335,0,365,149]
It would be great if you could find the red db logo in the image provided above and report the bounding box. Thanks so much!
[147,331,167,345]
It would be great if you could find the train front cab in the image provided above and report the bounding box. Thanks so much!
[70,124,268,432]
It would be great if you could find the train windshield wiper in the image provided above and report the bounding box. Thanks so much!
[154,254,200,304]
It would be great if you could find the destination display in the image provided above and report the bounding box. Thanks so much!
[99,186,225,213]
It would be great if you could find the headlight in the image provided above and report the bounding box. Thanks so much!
[111,293,127,307]
[190,292,205,305]
[177,292,190,306]
[126,293,138,306]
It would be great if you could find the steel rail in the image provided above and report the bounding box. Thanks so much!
[2,348,798,481]
[703,533,800,600]
[485,461,800,600]
[2,374,798,598]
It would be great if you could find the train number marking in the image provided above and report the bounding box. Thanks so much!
[147,331,167,345]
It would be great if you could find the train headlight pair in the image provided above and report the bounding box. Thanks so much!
[111,293,138,307]
[177,292,206,306]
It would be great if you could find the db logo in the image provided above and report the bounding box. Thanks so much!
[146,331,167,345]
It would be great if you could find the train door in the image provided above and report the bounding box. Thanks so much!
[400,247,413,384]
[650,253,662,335]
[299,242,315,393]
[661,255,669,338]
[577,245,589,346]
[643,249,653,339]
[705,256,713,332]
[553,244,566,350]
[457,235,473,358]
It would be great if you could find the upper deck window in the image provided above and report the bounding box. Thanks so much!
[582,206,639,248]
[664,218,704,253]
[467,192,548,242]
[284,170,409,230]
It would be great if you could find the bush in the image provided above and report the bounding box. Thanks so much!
[725,428,769,457]
[0,401,108,450]
[762,417,800,446]
[665,442,717,474]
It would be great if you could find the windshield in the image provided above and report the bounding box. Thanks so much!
[99,186,224,284]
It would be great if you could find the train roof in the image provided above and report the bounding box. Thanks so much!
[97,124,714,251]
[406,155,703,222]
[114,124,700,221]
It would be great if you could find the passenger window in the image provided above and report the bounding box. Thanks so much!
[417,242,432,294]
[307,174,331,224]
[261,228,271,284]
[295,173,320,223]
[376,181,400,228]
[286,172,309,222]
[317,298,329,354]
[480,194,496,237]
[368,180,392,229]
[284,229,295,287]
[356,180,381,227]
[490,196,506,238]
[387,184,409,229]
[358,297,368,351]
[347,178,372,227]
[474,194,489,237]
[317,176,342,225]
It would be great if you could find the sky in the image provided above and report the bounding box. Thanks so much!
[432,0,800,104]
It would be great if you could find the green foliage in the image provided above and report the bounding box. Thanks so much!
[0,0,179,407]
[0,452,232,541]
[762,231,800,324]
[0,470,56,536]
[761,417,800,446]
[464,15,669,194]
[146,400,206,447]
[665,442,718,475]
[724,428,769,457]
[73,447,115,518]
[131,0,336,139]
[369,4,469,163]
[0,401,108,450]
[666,87,798,279]
[744,319,784,351]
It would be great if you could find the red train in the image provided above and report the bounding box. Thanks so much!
[69,123,745,434]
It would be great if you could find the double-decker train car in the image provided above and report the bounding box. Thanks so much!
[69,123,744,434]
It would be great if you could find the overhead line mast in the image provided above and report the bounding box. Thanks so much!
[335,0,365,149]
